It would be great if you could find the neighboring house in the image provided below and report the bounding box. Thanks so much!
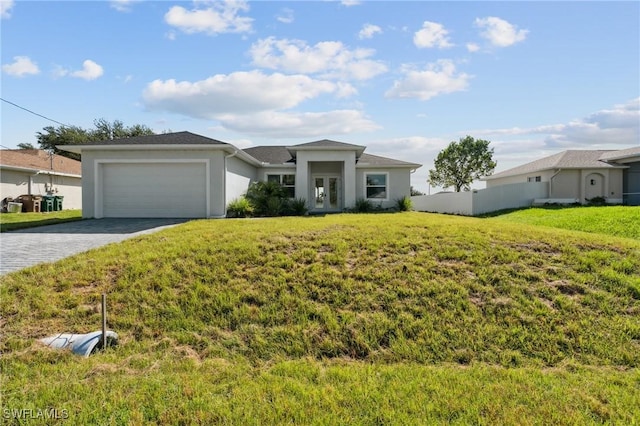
[483,147,640,206]
[0,149,82,209]
[58,132,421,218]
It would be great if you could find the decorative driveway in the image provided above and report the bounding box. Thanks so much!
[0,218,190,275]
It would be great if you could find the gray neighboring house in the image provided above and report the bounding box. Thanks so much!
[483,147,640,205]
[59,131,421,218]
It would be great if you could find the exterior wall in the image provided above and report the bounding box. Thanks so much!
[81,149,227,218]
[412,182,549,216]
[550,170,581,199]
[1,169,82,209]
[485,170,556,188]
[226,155,257,206]
[356,168,411,209]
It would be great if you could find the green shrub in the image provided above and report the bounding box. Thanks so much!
[245,181,286,216]
[353,198,374,213]
[227,197,254,218]
[284,198,309,216]
[395,196,413,212]
[586,196,607,206]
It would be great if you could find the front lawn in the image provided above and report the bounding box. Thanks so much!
[488,205,640,239]
[1,212,638,423]
[0,209,83,232]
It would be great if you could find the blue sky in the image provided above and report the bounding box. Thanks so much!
[2,0,639,192]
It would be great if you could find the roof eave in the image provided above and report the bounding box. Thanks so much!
[0,164,81,177]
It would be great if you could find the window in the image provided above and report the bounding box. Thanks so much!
[527,176,541,182]
[267,174,296,198]
[365,173,387,200]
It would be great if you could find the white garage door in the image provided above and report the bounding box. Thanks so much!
[102,163,207,218]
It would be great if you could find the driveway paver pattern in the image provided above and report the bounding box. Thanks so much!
[0,218,190,275]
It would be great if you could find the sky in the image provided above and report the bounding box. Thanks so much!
[1,0,639,193]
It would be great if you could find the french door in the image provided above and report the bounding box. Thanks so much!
[313,176,341,211]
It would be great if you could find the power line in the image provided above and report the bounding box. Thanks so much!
[1,97,73,128]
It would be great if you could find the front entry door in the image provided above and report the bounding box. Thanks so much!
[314,176,341,211]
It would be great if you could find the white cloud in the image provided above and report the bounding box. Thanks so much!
[110,0,140,12]
[341,0,361,6]
[359,23,382,40]
[70,60,104,80]
[276,8,294,24]
[1,0,14,19]
[467,98,640,149]
[249,37,388,81]
[385,60,471,101]
[142,70,378,137]
[143,70,349,117]
[2,56,40,77]
[466,43,480,53]
[215,110,380,138]
[165,0,253,35]
[413,21,453,49]
[475,16,528,47]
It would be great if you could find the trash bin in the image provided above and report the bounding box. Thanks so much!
[53,195,64,211]
[18,195,42,213]
[41,196,54,212]
[7,202,23,213]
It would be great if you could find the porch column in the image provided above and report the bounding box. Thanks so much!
[295,154,309,206]
[343,152,356,209]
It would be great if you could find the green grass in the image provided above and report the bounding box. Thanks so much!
[0,209,83,232]
[488,205,640,239]
[2,212,639,423]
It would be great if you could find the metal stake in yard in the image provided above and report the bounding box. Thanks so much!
[101,293,107,351]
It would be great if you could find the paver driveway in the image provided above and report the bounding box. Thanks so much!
[0,218,190,275]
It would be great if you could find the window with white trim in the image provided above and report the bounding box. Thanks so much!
[365,173,388,200]
[527,176,541,182]
[267,174,296,198]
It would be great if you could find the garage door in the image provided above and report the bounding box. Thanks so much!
[102,163,207,218]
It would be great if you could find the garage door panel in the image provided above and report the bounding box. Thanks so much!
[102,163,207,218]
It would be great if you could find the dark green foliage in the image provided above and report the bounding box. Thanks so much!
[284,198,309,216]
[245,181,286,216]
[586,196,607,206]
[244,181,307,217]
[226,197,254,218]
[395,196,413,212]
[429,135,496,192]
[36,118,155,160]
[353,198,374,213]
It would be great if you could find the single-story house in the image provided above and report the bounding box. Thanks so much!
[0,149,82,210]
[59,131,421,218]
[483,147,640,206]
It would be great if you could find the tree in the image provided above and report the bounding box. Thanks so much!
[17,142,36,150]
[36,118,155,160]
[428,136,496,192]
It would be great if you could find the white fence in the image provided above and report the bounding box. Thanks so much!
[411,182,549,216]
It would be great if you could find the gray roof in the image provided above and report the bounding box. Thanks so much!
[485,150,626,180]
[598,146,640,161]
[292,139,365,149]
[243,146,294,165]
[357,153,421,168]
[241,145,420,167]
[62,131,229,146]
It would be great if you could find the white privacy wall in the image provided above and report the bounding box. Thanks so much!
[412,182,549,216]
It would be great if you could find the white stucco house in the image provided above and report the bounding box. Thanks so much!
[0,149,82,210]
[59,131,421,218]
[482,147,640,206]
